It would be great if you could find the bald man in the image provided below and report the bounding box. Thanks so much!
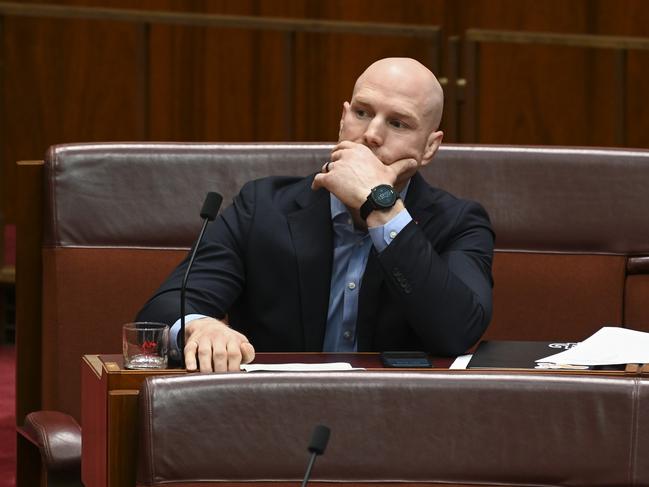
[137,58,494,372]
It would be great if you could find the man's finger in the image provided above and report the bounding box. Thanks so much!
[184,340,199,371]
[197,340,215,372]
[226,339,243,372]
[333,140,355,151]
[241,342,256,364]
[330,148,345,161]
[311,173,326,191]
[210,341,227,372]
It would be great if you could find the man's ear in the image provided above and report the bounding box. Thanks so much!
[421,130,444,166]
[339,102,350,136]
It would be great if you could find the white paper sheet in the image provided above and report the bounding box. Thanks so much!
[449,354,473,369]
[241,362,363,372]
[537,327,649,365]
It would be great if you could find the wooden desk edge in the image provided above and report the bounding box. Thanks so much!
[83,355,104,379]
[86,353,648,378]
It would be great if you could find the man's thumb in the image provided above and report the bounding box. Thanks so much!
[391,157,418,175]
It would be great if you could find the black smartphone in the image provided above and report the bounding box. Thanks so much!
[380,351,432,368]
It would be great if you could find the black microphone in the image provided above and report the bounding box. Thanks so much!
[301,425,331,487]
[179,191,223,368]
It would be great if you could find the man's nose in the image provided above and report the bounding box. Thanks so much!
[362,118,383,148]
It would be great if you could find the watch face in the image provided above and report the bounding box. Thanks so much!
[372,184,397,208]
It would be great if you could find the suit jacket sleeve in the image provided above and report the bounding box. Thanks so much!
[136,180,257,326]
[376,199,494,355]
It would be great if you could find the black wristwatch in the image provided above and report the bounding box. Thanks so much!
[360,184,399,220]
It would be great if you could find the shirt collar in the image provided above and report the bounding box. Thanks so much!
[329,179,411,221]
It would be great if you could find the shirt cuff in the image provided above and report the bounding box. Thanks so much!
[169,314,208,360]
[368,209,412,253]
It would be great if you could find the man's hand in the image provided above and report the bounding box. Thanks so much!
[184,317,255,372]
[311,141,417,208]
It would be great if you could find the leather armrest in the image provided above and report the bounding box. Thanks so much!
[20,410,81,473]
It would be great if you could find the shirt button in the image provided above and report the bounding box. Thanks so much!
[343,330,353,340]
[347,218,352,225]
[347,282,356,290]
[389,230,397,239]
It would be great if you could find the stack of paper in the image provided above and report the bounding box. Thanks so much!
[537,327,649,366]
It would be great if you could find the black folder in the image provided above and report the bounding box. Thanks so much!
[467,340,578,369]
[467,340,627,370]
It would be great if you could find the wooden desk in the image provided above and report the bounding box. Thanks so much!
[82,352,448,487]
[82,355,184,487]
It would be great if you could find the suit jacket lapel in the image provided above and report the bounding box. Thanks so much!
[287,182,333,351]
[404,172,438,228]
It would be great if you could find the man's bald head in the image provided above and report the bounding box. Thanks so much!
[338,57,445,177]
[352,58,444,130]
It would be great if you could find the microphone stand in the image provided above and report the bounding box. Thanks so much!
[301,425,331,487]
[179,217,211,368]
[301,452,319,487]
[179,192,222,368]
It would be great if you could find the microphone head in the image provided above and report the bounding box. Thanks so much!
[308,425,330,455]
[200,192,223,221]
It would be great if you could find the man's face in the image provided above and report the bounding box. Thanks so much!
[338,65,442,183]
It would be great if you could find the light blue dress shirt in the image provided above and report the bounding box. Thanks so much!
[322,184,411,351]
[170,183,411,356]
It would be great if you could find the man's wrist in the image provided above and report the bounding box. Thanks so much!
[366,199,406,227]
[170,314,207,359]
[368,207,412,252]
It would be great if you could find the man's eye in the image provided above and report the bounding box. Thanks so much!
[355,109,368,118]
[389,119,406,129]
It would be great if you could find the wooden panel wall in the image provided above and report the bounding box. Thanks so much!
[2,0,649,223]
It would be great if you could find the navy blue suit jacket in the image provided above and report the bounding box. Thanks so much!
[137,171,494,355]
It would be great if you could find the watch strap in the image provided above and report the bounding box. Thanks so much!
[360,198,375,220]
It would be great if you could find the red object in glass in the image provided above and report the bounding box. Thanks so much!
[141,340,157,354]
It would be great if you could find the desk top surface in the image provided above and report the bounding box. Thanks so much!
[89,352,454,374]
